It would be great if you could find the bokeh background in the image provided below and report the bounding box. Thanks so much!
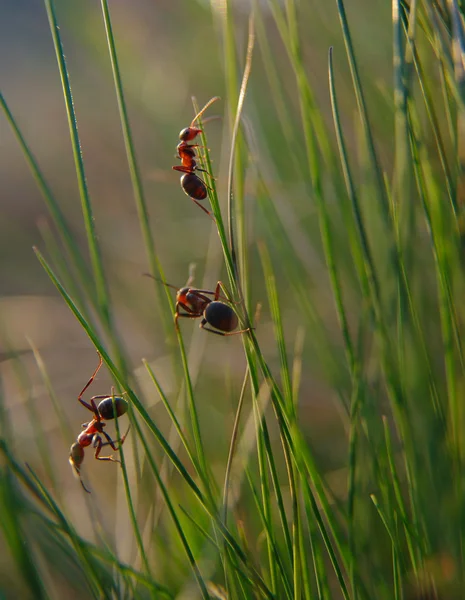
[2,1,456,598]
[0,0,390,492]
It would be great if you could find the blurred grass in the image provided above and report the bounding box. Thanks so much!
[0,0,464,598]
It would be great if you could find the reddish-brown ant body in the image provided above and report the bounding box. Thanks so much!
[147,274,251,336]
[172,97,219,217]
[69,353,130,493]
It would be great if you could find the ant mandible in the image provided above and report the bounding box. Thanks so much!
[69,353,130,493]
[147,274,251,336]
[172,96,220,218]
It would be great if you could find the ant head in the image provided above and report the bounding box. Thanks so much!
[69,442,91,493]
[69,442,84,469]
[179,127,202,142]
[176,287,191,302]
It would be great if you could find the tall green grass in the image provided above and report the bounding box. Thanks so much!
[1,0,464,598]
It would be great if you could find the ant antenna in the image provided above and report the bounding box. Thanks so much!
[190,97,220,127]
[143,273,179,291]
[186,263,196,287]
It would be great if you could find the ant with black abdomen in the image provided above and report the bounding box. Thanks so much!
[69,353,130,493]
[172,97,220,218]
[145,273,251,337]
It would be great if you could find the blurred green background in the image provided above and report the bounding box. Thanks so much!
[1,0,461,598]
[0,0,384,491]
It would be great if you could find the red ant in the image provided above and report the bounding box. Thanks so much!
[172,97,220,218]
[69,353,130,493]
[146,274,251,336]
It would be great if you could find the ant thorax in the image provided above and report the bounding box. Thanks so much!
[77,430,95,448]
[187,289,210,312]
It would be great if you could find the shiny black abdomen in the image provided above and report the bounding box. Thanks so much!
[205,301,238,332]
[97,397,128,420]
[181,173,207,200]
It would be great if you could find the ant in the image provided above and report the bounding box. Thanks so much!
[146,274,251,336]
[69,353,130,493]
[173,96,220,218]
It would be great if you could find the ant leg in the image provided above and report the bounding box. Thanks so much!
[79,477,91,493]
[72,464,91,493]
[191,198,216,221]
[178,144,207,153]
[201,324,252,336]
[198,177,215,192]
[173,165,192,173]
[92,435,119,463]
[175,301,201,330]
[92,427,130,462]
[192,282,237,304]
[175,311,201,331]
[87,394,114,421]
[200,320,252,337]
[195,167,216,181]
[101,426,130,451]
[78,353,103,413]
[215,281,231,303]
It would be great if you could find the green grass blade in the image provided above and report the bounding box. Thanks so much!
[33,246,204,502]
[0,470,47,599]
[42,0,116,345]
[143,359,198,474]
[0,93,95,309]
[226,15,255,291]
[127,416,210,599]
[99,0,174,338]
[335,0,391,219]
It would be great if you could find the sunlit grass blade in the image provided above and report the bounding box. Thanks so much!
[252,0,304,180]
[42,0,111,329]
[301,487,331,600]
[300,477,350,600]
[258,242,293,412]
[125,416,210,599]
[335,0,391,219]
[256,177,349,401]
[111,393,151,578]
[246,469,293,599]
[266,0,334,166]
[402,16,455,214]
[37,217,94,325]
[382,417,420,575]
[393,0,415,246]
[257,242,311,598]
[98,0,175,341]
[210,0,249,293]
[222,365,249,522]
[226,14,254,301]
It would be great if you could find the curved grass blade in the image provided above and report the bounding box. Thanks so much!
[42,0,111,327]
[99,0,174,339]
[0,93,96,310]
